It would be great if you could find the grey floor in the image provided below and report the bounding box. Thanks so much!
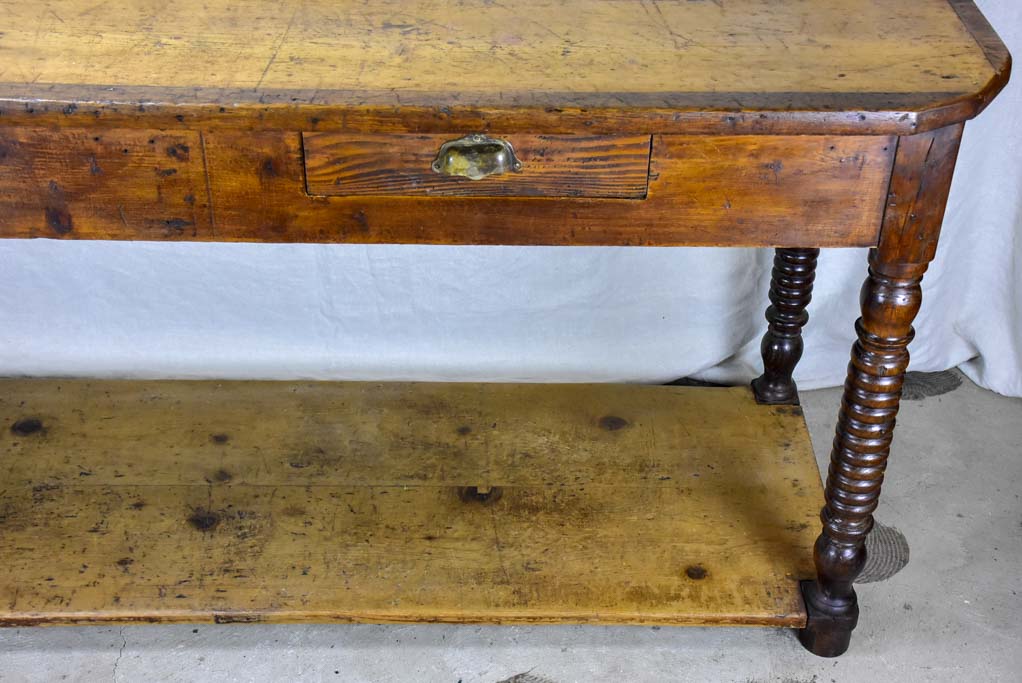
[2,371,1020,682]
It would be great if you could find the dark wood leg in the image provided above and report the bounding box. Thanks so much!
[752,247,819,405]
[799,123,964,657]
[799,255,924,656]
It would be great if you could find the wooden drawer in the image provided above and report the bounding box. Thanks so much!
[302,133,653,199]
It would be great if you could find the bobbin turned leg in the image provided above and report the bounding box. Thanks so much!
[752,248,819,405]
[799,256,923,656]
[799,124,963,657]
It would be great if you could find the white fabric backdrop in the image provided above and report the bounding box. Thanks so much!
[1,0,1019,396]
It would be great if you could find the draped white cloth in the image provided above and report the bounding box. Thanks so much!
[1,0,1018,397]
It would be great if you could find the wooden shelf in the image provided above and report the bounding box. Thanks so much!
[0,380,823,627]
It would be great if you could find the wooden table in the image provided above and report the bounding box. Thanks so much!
[0,0,1010,658]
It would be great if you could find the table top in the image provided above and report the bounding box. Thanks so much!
[0,0,1010,134]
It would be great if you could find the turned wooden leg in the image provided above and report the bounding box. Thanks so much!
[799,124,963,657]
[798,256,924,656]
[752,247,819,405]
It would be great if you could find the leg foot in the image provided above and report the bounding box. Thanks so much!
[797,579,859,657]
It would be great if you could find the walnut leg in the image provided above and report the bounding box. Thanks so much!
[752,247,819,405]
[799,124,964,657]
[798,255,925,656]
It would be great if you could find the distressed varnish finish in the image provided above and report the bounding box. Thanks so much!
[0,1,1007,135]
[752,248,820,406]
[0,128,211,240]
[0,380,822,626]
[0,0,1011,659]
[798,124,968,656]
[0,131,894,245]
[303,134,652,198]
[205,132,892,246]
[0,0,991,96]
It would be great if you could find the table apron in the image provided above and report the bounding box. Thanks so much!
[0,128,896,247]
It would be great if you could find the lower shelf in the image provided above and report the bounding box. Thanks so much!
[0,379,823,627]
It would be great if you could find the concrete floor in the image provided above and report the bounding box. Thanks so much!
[1,371,1020,682]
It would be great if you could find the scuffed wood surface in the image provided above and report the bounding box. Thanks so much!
[0,128,212,240]
[0,0,1008,134]
[203,132,893,246]
[0,380,823,626]
[0,130,893,245]
[0,129,891,245]
[0,0,994,99]
[876,124,964,266]
[303,134,652,198]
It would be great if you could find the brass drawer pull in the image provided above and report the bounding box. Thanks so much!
[431,134,523,180]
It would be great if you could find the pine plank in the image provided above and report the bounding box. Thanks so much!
[0,0,1008,134]
[0,0,993,98]
[0,380,823,626]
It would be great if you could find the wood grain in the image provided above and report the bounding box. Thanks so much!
[303,134,652,198]
[0,128,211,240]
[0,380,823,627]
[876,125,965,267]
[201,132,893,247]
[752,248,820,406]
[0,131,893,246]
[0,0,1008,135]
[798,124,967,657]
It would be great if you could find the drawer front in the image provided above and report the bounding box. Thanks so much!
[0,128,211,240]
[302,133,652,199]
